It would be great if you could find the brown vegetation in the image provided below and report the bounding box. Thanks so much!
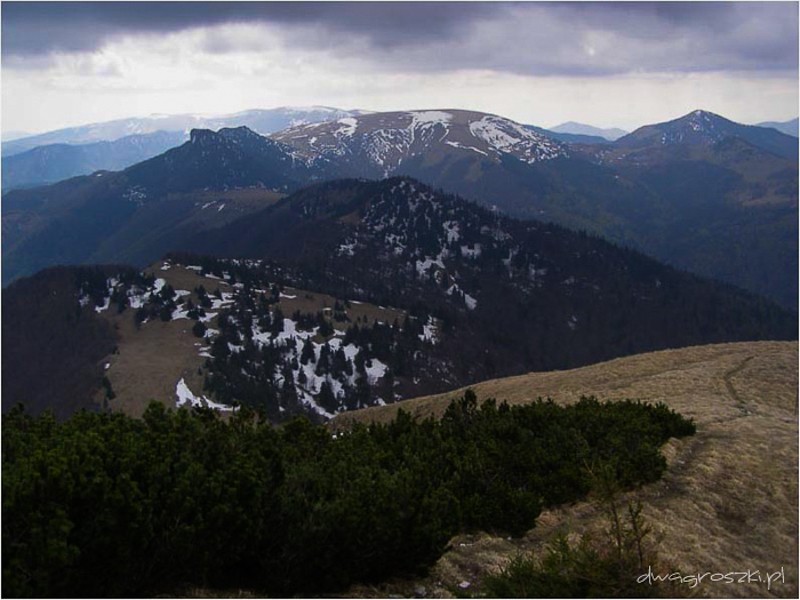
[339,341,798,598]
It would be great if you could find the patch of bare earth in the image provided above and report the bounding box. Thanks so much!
[276,286,407,332]
[339,341,798,598]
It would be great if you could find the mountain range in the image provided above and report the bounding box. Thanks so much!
[756,117,799,137]
[550,121,628,141]
[0,109,617,190]
[1,106,366,156]
[272,108,798,308]
[4,176,794,421]
[2,108,797,311]
[1,106,367,190]
[1,130,187,191]
[2,126,313,284]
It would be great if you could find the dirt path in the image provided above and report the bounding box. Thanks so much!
[723,355,755,416]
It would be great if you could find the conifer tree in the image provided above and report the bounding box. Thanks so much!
[318,380,338,413]
[301,339,315,365]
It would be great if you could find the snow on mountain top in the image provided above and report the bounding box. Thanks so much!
[284,105,344,113]
[469,116,523,152]
[468,115,565,163]
[271,108,567,168]
[409,111,453,126]
[335,117,358,137]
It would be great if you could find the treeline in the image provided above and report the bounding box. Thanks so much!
[2,393,695,597]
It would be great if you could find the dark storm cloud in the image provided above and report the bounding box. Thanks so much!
[2,1,797,75]
[1,1,495,56]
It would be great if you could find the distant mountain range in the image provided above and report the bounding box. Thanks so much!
[1,131,187,191]
[2,126,316,284]
[272,108,798,308]
[550,121,628,141]
[1,106,366,157]
[756,117,798,137]
[1,109,619,190]
[1,130,32,142]
[2,108,797,309]
[0,107,367,190]
[525,125,610,145]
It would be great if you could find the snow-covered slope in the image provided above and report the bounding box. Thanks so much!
[271,109,568,176]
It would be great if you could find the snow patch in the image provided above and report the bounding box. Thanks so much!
[175,377,237,412]
[464,293,478,310]
[444,140,489,156]
[94,297,111,313]
[460,243,482,259]
[338,240,356,256]
[419,316,438,344]
[416,256,445,278]
[335,117,358,137]
[409,110,453,126]
[365,358,388,384]
[567,314,578,330]
[443,221,461,243]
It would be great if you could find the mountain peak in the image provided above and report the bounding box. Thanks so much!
[664,109,732,140]
[616,109,798,160]
[682,109,728,127]
[189,126,262,145]
[189,128,216,144]
[688,109,721,119]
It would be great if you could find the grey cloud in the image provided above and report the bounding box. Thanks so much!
[1,1,495,56]
[2,1,797,76]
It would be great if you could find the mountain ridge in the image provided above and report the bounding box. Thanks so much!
[550,120,627,141]
[1,130,187,191]
[1,105,366,157]
[756,117,798,137]
[4,107,797,309]
[1,127,317,284]
[3,175,795,422]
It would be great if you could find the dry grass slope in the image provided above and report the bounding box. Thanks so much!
[96,264,212,417]
[338,341,798,599]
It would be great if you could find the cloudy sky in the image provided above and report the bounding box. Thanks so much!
[2,1,798,134]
